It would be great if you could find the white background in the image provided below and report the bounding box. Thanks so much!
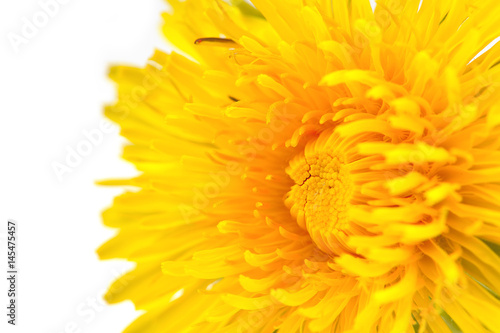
[0,0,170,332]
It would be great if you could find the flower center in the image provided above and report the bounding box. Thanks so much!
[286,151,354,255]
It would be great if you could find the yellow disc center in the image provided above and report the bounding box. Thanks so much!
[286,152,354,254]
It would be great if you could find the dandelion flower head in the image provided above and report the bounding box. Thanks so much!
[99,0,500,332]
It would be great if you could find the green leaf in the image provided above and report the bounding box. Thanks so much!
[440,310,462,333]
[231,0,265,19]
[482,239,500,256]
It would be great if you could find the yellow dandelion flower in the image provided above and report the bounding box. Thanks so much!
[99,0,500,332]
